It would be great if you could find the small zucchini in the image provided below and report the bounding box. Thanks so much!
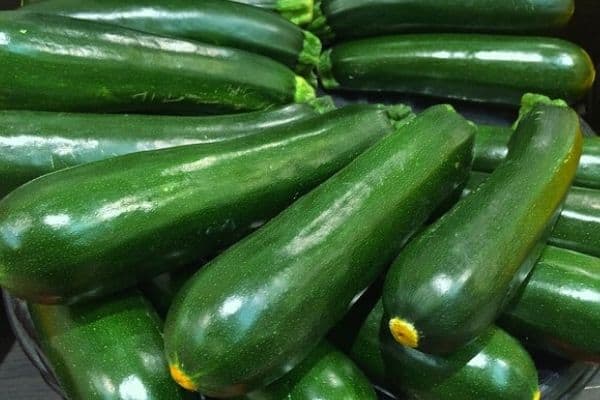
[319,34,595,105]
[383,99,582,354]
[20,0,321,74]
[0,104,409,304]
[0,100,333,198]
[29,292,191,400]
[0,12,314,113]
[164,104,475,396]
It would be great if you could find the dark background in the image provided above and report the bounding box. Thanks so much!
[0,0,599,398]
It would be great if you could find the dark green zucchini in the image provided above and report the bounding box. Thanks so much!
[500,246,600,362]
[319,34,595,105]
[348,301,540,400]
[20,0,321,74]
[0,12,314,113]
[0,99,333,198]
[465,172,600,259]
[0,104,410,304]
[164,104,475,397]
[230,0,314,25]
[29,292,191,400]
[383,101,582,354]
[310,0,574,41]
[475,124,600,189]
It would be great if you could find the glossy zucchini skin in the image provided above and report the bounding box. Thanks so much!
[319,34,595,105]
[0,101,331,199]
[500,246,600,362]
[29,292,191,400]
[311,0,574,41]
[348,301,539,400]
[164,105,475,397]
[0,12,313,113]
[0,104,402,304]
[21,0,321,73]
[550,186,600,258]
[241,342,376,400]
[230,0,314,25]
[383,103,583,354]
[475,125,600,189]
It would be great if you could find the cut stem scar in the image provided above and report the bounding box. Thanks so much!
[389,317,419,348]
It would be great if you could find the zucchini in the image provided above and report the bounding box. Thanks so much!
[475,124,600,189]
[229,0,314,26]
[164,104,475,396]
[348,300,540,400]
[20,0,321,74]
[29,292,191,400]
[319,34,595,105]
[310,0,574,41]
[0,104,409,304]
[465,172,600,259]
[383,100,582,354]
[500,246,600,362]
[0,12,314,113]
[0,100,333,198]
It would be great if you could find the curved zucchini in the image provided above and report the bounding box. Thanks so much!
[319,34,595,105]
[0,100,333,198]
[164,104,475,397]
[0,12,313,113]
[383,101,582,354]
[0,104,409,304]
[20,0,321,74]
[500,246,600,362]
[29,292,191,400]
[475,125,600,189]
[348,301,540,400]
[230,0,314,25]
[310,0,574,41]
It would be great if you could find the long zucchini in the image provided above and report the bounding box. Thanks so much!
[229,0,314,25]
[310,0,574,41]
[347,300,540,400]
[319,34,595,105]
[0,12,313,113]
[383,100,582,354]
[465,172,600,259]
[29,292,191,400]
[500,246,600,362]
[475,124,600,189]
[0,104,408,304]
[164,105,475,396]
[20,0,321,74]
[0,100,333,198]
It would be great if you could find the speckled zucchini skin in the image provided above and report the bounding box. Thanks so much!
[383,103,582,354]
[319,34,595,105]
[29,292,191,400]
[347,301,539,400]
[0,102,332,199]
[0,104,399,304]
[475,125,600,189]
[500,246,600,362]
[164,105,475,397]
[21,0,321,73]
[311,0,574,41]
[0,12,313,113]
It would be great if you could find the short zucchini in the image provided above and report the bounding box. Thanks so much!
[20,0,321,74]
[0,12,313,113]
[29,292,191,400]
[0,100,333,198]
[0,104,409,304]
[319,34,595,105]
[164,104,475,396]
[383,100,582,354]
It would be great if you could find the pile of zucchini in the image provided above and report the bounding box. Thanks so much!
[0,1,598,399]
